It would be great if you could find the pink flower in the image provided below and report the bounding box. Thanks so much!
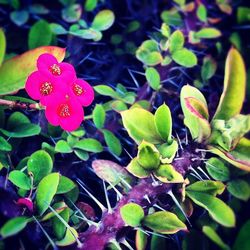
[25,71,68,105]
[68,78,94,106]
[37,53,75,80]
[45,95,84,131]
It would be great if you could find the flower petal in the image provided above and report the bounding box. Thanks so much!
[37,53,58,71]
[25,71,45,100]
[70,79,94,106]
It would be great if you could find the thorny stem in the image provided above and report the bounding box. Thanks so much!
[0,98,42,110]
[79,143,203,249]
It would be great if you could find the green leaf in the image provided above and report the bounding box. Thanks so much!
[154,104,172,142]
[161,23,171,38]
[213,48,246,120]
[0,136,12,151]
[121,108,163,144]
[84,0,97,11]
[186,180,225,196]
[27,150,53,185]
[93,104,106,129]
[194,28,221,39]
[137,50,163,66]
[56,227,78,246]
[161,9,183,26]
[135,230,148,250]
[233,220,250,250]
[186,191,235,227]
[110,100,128,112]
[197,4,207,22]
[145,67,161,90]
[102,129,122,156]
[56,176,76,194]
[0,28,6,66]
[201,56,217,81]
[208,138,250,172]
[172,48,197,68]
[91,9,115,31]
[9,170,31,190]
[74,138,103,153]
[169,30,184,54]
[62,4,82,23]
[154,164,184,183]
[227,179,250,201]
[10,10,29,26]
[202,226,230,250]
[28,20,53,49]
[0,216,29,238]
[50,23,67,35]
[52,206,70,240]
[139,40,158,52]
[210,115,250,151]
[0,46,65,95]
[92,159,133,186]
[126,158,150,178]
[94,85,118,98]
[0,112,41,138]
[150,235,167,250]
[120,203,144,227]
[180,85,211,142]
[70,28,102,40]
[36,173,60,215]
[142,211,187,234]
[237,7,250,24]
[205,158,230,181]
[158,140,178,164]
[126,21,141,33]
[74,149,89,161]
[137,141,160,170]
[41,202,67,221]
[55,140,72,153]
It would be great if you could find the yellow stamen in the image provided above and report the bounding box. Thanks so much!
[40,82,53,96]
[50,64,61,75]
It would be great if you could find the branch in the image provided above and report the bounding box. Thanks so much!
[0,98,42,110]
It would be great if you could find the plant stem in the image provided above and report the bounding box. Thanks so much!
[0,98,42,110]
[79,143,203,249]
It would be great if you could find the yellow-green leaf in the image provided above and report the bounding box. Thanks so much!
[121,108,163,144]
[0,46,66,95]
[0,28,6,66]
[213,48,246,120]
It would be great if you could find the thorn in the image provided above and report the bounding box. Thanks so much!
[103,180,112,213]
[107,181,123,199]
[195,148,211,153]
[120,239,134,250]
[118,176,132,190]
[66,198,98,227]
[136,228,150,236]
[77,52,93,65]
[123,148,133,159]
[198,166,210,180]
[190,173,203,181]
[150,174,160,187]
[32,216,58,250]
[185,129,188,145]
[189,166,204,180]
[153,204,165,211]
[128,69,140,88]
[167,190,192,227]
[76,179,107,212]
[143,194,151,204]
[47,205,83,248]
[144,229,171,239]
[175,132,183,150]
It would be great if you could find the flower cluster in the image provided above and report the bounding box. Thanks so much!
[25,54,94,131]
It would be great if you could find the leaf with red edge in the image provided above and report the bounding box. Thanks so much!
[180,85,211,142]
[208,137,250,172]
[0,46,66,95]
